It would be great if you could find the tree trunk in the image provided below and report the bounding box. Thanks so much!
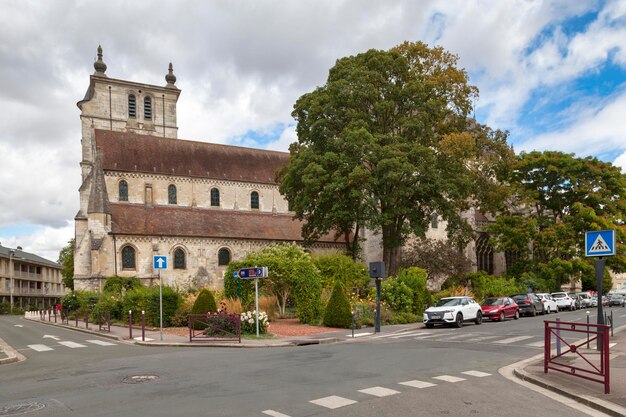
[383,246,401,277]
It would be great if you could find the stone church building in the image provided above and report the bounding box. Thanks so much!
[73,47,345,292]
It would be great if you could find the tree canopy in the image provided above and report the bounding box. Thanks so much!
[489,151,626,291]
[57,238,74,291]
[279,41,513,275]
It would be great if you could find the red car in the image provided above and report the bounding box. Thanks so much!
[480,297,520,321]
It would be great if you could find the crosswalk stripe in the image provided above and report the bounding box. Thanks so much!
[413,334,442,339]
[525,341,544,347]
[348,332,374,338]
[309,396,357,409]
[358,386,400,397]
[28,344,53,352]
[461,370,491,377]
[399,380,437,389]
[262,410,291,417]
[433,375,466,383]
[86,340,117,346]
[441,333,478,340]
[58,341,87,348]
[609,342,617,348]
[389,331,429,339]
[466,335,500,342]
[493,335,534,344]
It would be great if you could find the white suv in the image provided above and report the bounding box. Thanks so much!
[424,296,482,328]
[551,292,576,311]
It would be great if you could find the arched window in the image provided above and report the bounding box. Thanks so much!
[251,191,259,209]
[430,213,438,229]
[210,188,220,207]
[144,96,152,121]
[121,246,136,270]
[168,184,177,205]
[174,248,186,269]
[119,180,128,202]
[218,248,231,266]
[128,94,136,118]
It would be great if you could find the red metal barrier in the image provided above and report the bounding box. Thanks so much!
[544,320,611,394]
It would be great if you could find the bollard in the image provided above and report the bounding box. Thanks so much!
[75,310,78,327]
[351,311,355,338]
[54,309,57,323]
[48,310,51,322]
[129,310,133,340]
[142,310,145,342]
[107,311,111,333]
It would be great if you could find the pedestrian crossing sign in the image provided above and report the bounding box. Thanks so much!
[585,230,615,257]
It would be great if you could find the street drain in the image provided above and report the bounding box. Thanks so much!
[0,402,45,416]
[122,375,159,384]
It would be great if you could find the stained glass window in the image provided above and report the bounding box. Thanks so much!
[251,191,259,209]
[211,188,220,207]
[119,180,128,202]
[168,184,177,204]
[174,248,185,269]
[121,246,136,270]
[218,248,231,266]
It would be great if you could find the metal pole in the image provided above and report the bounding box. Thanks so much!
[159,270,163,341]
[129,310,133,340]
[142,310,145,342]
[556,318,561,356]
[255,278,259,337]
[375,278,381,333]
[351,311,355,338]
[596,258,606,350]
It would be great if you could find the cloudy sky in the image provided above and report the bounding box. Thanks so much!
[1,0,625,262]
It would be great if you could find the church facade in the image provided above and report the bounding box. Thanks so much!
[73,47,344,292]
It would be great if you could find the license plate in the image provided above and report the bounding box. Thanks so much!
[430,314,441,319]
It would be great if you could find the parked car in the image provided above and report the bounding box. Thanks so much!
[423,296,483,328]
[591,296,598,307]
[510,293,544,316]
[480,297,520,321]
[608,294,626,307]
[552,292,576,311]
[567,293,581,310]
[536,293,558,313]
[577,292,593,308]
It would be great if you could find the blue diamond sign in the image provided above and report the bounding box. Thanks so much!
[585,230,615,257]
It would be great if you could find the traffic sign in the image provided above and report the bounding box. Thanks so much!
[585,230,616,257]
[153,255,168,269]
[238,267,268,279]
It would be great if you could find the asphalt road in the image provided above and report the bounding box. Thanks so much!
[1,307,623,417]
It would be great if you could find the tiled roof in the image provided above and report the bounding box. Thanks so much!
[110,204,344,243]
[95,130,289,184]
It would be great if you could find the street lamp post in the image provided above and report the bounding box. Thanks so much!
[8,249,15,313]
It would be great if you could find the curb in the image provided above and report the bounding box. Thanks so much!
[0,337,26,365]
[513,367,626,417]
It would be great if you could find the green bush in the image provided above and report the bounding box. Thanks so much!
[224,260,255,308]
[396,267,432,315]
[103,276,142,294]
[389,311,419,325]
[191,288,218,314]
[0,302,25,315]
[376,278,414,314]
[314,254,370,292]
[468,271,525,300]
[121,286,181,327]
[323,281,353,328]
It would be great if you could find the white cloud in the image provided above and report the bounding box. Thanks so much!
[264,125,297,152]
[614,151,626,173]
[0,222,73,263]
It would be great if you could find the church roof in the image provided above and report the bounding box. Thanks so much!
[109,204,344,244]
[95,129,289,184]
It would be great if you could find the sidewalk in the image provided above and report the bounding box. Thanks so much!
[515,325,626,417]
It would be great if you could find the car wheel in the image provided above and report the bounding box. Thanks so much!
[475,311,482,325]
[454,313,463,328]
[425,323,434,329]
[499,312,505,322]
[531,307,537,317]
[514,310,520,320]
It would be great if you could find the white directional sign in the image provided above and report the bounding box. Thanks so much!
[585,230,616,257]
[153,255,167,269]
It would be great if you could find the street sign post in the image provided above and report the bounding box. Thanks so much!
[237,267,269,336]
[153,256,167,341]
[585,230,616,350]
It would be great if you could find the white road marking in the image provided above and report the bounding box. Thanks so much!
[133,337,154,341]
[461,370,491,377]
[358,386,400,397]
[399,380,437,389]
[14,324,23,327]
[389,331,429,339]
[86,340,116,346]
[433,375,466,383]
[413,334,442,339]
[28,344,53,352]
[441,333,477,340]
[466,335,500,342]
[609,342,617,348]
[262,410,292,417]
[348,332,374,338]
[525,341,545,347]
[58,341,87,348]
[43,335,60,340]
[493,335,534,344]
[309,395,357,409]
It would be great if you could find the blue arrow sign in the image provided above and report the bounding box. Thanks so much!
[238,267,268,279]
[585,230,616,257]
[153,255,168,269]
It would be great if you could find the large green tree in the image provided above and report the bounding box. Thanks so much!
[279,41,513,275]
[57,238,75,291]
[489,151,626,290]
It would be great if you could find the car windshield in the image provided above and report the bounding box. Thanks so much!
[611,294,623,299]
[481,298,503,306]
[434,298,462,307]
[512,295,528,302]
[552,293,566,299]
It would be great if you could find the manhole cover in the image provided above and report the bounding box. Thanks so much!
[122,375,159,384]
[0,402,46,416]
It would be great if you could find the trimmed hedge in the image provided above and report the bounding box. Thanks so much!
[323,281,352,328]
